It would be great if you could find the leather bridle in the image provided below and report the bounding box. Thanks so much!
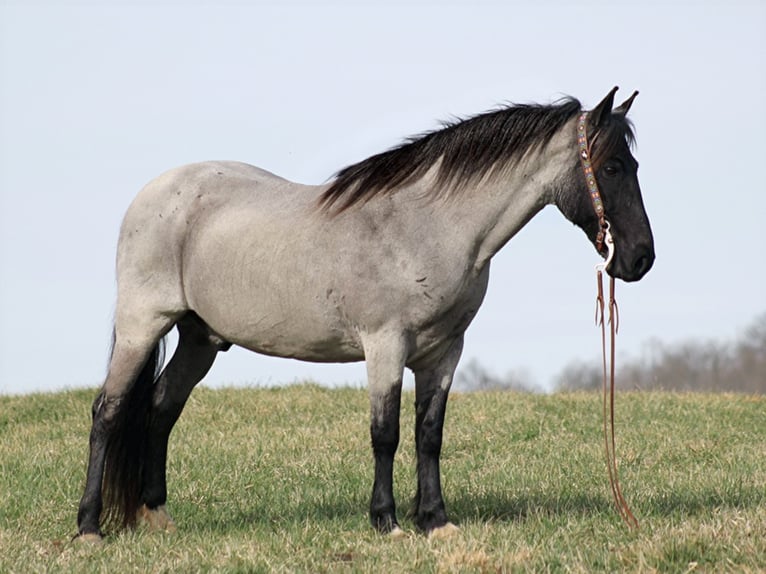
[577,111,639,529]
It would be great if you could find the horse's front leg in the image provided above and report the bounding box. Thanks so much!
[412,336,463,537]
[363,331,407,536]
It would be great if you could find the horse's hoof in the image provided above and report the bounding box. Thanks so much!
[136,504,177,533]
[74,532,104,545]
[427,522,460,540]
[388,525,408,540]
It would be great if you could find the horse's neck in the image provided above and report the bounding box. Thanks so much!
[318,123,575,275]
[457,128,575,270]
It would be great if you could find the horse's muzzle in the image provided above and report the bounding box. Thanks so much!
[611,243,655,282]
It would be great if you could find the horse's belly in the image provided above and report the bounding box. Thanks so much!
[192,295,365,363]
[226,319,365,363]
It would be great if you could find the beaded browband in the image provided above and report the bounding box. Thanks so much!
[576,112,609,253]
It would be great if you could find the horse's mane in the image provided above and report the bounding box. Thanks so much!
[320,98,597,212]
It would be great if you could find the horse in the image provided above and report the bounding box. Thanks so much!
[76,87,654,542]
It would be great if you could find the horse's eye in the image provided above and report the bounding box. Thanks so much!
[603,162,622,177]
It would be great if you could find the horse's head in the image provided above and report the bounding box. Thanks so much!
[558,88,655,282]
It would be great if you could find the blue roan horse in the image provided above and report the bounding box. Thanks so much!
[76,88,654,541]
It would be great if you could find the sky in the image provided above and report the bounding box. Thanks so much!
[0,0,763,395]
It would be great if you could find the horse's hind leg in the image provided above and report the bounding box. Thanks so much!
[137,313,224,532]
[77,316,174,540]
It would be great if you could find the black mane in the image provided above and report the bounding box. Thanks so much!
[320,98,584,211]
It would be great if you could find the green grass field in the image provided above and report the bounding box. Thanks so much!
[1,385,764,573]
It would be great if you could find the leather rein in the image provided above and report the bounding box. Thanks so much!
[577,112,639,529]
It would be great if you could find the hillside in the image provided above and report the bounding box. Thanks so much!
[1,385,764,572]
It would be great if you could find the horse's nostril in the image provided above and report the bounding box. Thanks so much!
[632,250,653,277]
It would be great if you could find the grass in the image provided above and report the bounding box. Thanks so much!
[1,384,764,572]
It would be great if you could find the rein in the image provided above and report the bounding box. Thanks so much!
[577,112,639,529]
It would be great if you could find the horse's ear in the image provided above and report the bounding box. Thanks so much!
[590,86,619,128]
[614,90,639,117]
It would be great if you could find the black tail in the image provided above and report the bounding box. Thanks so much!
[101,335,166,531]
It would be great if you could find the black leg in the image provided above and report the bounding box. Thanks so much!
[414,386,449,532]
[139,315,219,522]
[140,393,182,511]
[77,392,114,536]
[412,336,463,535]
[363,333,407,535]
[77,339,160,538]
[369,388,402,533]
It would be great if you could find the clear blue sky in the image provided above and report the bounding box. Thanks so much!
[1,1,763,395]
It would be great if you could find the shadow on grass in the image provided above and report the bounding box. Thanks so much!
[446,490,612,524]
[641,484,765,517]
[175,481,765,535]
[446,483,766,525]
[180,497,366,535]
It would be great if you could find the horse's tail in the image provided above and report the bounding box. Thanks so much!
[101,332,166,531]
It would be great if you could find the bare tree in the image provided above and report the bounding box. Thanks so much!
[554,360,602,391]
[730,312,766,393]
[553,313,766,393]
[454,358,540,393]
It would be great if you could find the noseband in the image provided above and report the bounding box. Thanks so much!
[577,111,638,529]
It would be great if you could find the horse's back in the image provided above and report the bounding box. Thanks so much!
[127,161,299,210]
[120,160,312,243]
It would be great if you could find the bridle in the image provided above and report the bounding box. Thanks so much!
[577,112,639,529]
[577,112,610,253]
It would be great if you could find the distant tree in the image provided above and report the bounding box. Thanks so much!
[553,313,766,393]
[453,358,540,393]
[730,312,766,393]
[553,360,602,391]
[454,314,765,394]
